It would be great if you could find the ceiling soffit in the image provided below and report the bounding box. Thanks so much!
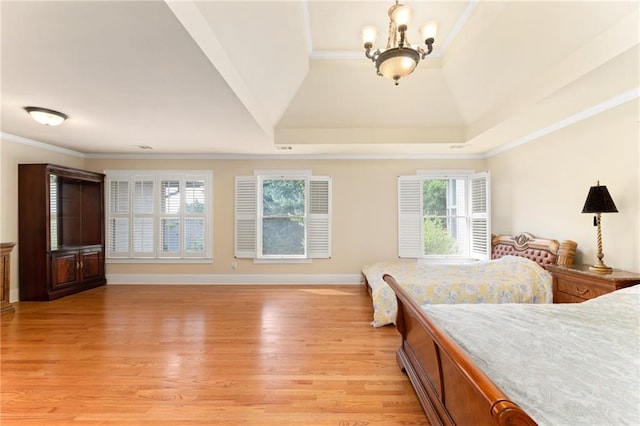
[167,0,310,138]
[273,0,639,154]
[1,1,271,154]
[1,1,637,157]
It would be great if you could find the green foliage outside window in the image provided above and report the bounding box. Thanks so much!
[424,217,455,255]
[262,179,306,255]
[423,179,447,216]
[423,179,456,255]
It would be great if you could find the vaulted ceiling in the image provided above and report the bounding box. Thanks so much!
[1,1,638,157]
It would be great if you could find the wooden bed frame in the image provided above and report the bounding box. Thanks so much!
[363,232,577,295]
[384,273,538,425]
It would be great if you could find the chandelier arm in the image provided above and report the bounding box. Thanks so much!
[365,48,381,61]
[364,43,373,59]
[364,42,378,61]
[425,37,434,55]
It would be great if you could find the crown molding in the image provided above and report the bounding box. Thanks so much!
[1,132,85,158]
[5,86,636,161]
[486,87,639,157]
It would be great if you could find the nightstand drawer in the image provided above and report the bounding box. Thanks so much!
[548,264,640,304]
[557,280,607,300]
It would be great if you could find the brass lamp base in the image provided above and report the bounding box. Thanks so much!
[589,262,613,274]
[588,212,613,274]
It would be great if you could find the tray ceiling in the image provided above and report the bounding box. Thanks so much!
[1,1,638,157]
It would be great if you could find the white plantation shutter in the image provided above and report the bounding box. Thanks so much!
[133,177,155,257]
[160,218,180,256]
[234,176,257,258]
[308,177,331,258]
[185,179,205,213]
[160,180,180,214]
[109,218,129,253]
[184,177,207,256]
[109,180,129,213]
[234,174,332,260]
[470,171,491,260]
[133,179,154,214]
[105,171,212,261]
[184,218,205,254]
[398,176,423,258]
[106,178,130,257]
[133,218,154,255]
[160,178,181,257]
[50,175,59,250]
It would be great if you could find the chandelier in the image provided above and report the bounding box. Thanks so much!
[362,1,437,85]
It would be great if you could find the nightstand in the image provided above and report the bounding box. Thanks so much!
[547,264,640,303]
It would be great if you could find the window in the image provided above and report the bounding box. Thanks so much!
[398,171,490,260]
[235,170,331,261]
[260,177,306,258]
[105,170,212,262]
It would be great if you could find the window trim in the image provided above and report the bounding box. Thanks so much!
[256,174,309,260]
[105,170,213,264]
[398,170,490,260]
[234,170,331,262]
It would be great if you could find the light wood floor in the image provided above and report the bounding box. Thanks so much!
[1,285,428,425]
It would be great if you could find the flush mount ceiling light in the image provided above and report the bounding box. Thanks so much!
[24,106,68,126]
[362,0,437,86]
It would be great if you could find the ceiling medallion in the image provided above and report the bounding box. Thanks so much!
[362,0,437,85]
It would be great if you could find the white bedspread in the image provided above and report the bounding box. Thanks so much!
[421,286,640,425]
[362,255,552,327]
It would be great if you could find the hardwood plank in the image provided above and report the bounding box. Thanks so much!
[1,285,428,425]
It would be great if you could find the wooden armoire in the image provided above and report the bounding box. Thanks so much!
[18,164,106,300]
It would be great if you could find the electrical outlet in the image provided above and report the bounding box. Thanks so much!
[231,261,238,270]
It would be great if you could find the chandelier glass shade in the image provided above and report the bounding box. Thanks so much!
[362,1,437,85]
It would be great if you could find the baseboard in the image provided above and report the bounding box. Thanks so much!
[10,288,19,303]
[106,273,363,285]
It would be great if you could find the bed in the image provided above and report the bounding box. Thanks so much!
[362,232,577,327]
[384,273,640,425]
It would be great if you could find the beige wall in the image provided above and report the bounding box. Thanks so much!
[2,99,638,299]
[489,100,639,272]
[83,158,485,279]
[1,137,85,302]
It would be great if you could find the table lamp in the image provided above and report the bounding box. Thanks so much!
[581,181,618,273]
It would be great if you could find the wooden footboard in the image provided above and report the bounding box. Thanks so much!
[384,274,537,426]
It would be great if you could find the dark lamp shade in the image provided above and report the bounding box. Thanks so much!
[581,184,618,214]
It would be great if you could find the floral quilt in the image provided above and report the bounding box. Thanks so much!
[362,255,552,327]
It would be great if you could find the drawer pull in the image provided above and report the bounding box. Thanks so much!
[574,286,589,295]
